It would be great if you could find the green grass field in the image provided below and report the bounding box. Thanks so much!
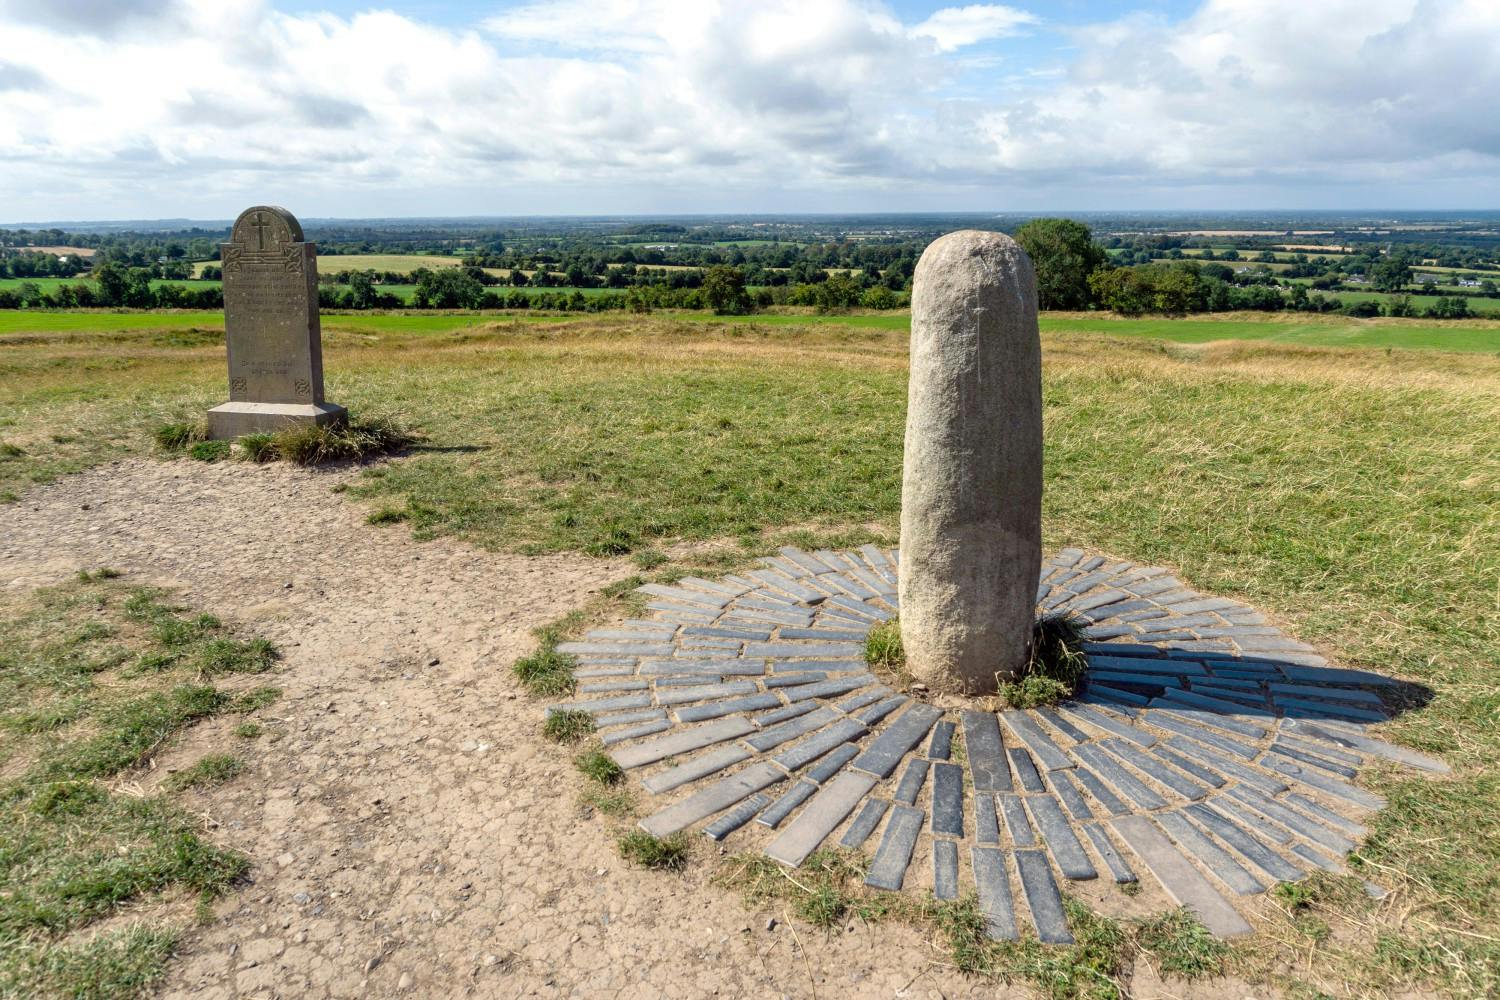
[1,310,1498,995]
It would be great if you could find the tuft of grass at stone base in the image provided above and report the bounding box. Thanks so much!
[617,830,690,871]
[997,613,1088,708]
[1135,907,1229,978]
[164,753,244,792]
[543,709,595,743]
[575,749,623,785]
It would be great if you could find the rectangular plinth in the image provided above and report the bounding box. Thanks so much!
[207,401,347,440]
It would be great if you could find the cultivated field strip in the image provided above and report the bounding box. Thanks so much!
[548,546,1448,942]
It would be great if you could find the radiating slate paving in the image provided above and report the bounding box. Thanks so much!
[527,546,1443,944]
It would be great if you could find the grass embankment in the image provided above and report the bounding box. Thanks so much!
[1,312,1498,994]
[0,573,282,998]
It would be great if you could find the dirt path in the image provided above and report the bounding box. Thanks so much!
[0,460,994,999]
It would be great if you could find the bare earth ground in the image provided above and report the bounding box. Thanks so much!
[0,459,1021,1000]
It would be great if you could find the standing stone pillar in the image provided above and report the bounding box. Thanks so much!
[207,206,346,439]
[899,231,1043,695]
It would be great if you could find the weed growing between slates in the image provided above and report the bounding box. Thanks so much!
[0,573,282,998]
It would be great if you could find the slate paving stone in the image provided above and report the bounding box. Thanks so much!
[1149,745,1228,789]
[961,710,1012,792]
[1085,655,1207,676]
[1002,711,1073,770]
[549,694,654,715]
[1185,803,1304,882]
[779,628,871,641]
[1211,796,1293,845]
[1149,710,1265,755]
[1035,706,1089,744]
[1158,687,1275,719]
[752,701,818,727]
[1070,765,1130,817]
[1082,823,1137,884]
[931,762,965,836]
[766,771,880,867]
[893,759,930,805]
[601,720,673,745]
[670,691,782,723]
[763,672,832,689]
[834,688,887,713]
[638,584,732,608]
[1283,792,1368,838]
[866,804,925,890]
[721,610,815,628]
[1267,742,1359,778]
[1260,757,1385,809]
[1224,786,1356,853]
[1276,733,1364,767]
[774,718,868,771]
[928,720,956,761]
[588,628,678,641]
[1087,686,1152,709]
[975,793,1001,845]
[1291,842,1346,873]
[681,625,772,641]
[748,570,828,605]
[1047,770,1095,821]
[1154,811,1265,895]
[645,604,720,623]
[655,681,760,707]
[703,793,769,841]
[853,703,944,779]
[643,744,754,794]
[1016,849,1074,944]
[1277,698,1387,724]
[933,840,960,900]
[1092,670,1182,690]
[1098,738,1210,801]
[1071,743,1168,810]
[579,679,650,693]
[558,641,675,657]
[1059,703,1158,747]
[779,547,834,577]
[807,742,862,784]
[1026,795,1096,880]
[640,659,762,676]
[747,707,838,751]
[972,847,1019,941]
[595,708,668,728]
[852,695,909,726]
[758,780,819,828]
[1280,718,1448,772]
[840,798,889,848]
[744,641,864,659]
[1110,815,1252,938]
[999,793,1036,847]
[639,761,787,838]
[677,576,752,597]
[656,675,726,687]
[784,675,876,703]
[1008,748,1046,792]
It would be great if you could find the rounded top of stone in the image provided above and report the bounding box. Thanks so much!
[229,206,304,247]
[919,228,1027,265]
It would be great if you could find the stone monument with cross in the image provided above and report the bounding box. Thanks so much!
[207,205,346,439]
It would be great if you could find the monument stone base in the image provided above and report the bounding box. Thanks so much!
[207,401,347,440]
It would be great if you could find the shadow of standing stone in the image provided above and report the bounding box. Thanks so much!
[207,205,346,439]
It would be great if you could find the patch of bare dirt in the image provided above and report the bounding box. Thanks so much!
[0,460,994,999]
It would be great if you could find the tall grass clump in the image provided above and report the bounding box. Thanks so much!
[998,613,1088,708]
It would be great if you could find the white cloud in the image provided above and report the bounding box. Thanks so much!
[911,4,1037,52]
[0,0,1497,218]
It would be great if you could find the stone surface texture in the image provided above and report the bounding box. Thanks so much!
[899,229,1042,693]
[209,205,346,438]
[551,544,1445,944]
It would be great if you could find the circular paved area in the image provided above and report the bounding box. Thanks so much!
[550,546,1448,944]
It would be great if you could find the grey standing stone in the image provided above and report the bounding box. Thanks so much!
[208,206,346,438]
[898,230,1042,694]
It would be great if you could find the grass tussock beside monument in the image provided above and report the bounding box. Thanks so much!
[2,313,1498,994]
[151,414,417,466]
[0,573,281,999]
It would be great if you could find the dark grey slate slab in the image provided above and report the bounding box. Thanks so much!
[612,717,758,770]
[1267,742,1359,778]
[758,780,819,828]
[1001,711,1073,772]
[1070,765,1130,817]
[1086,685,1152,709]
[774,718,868,771]
[657,675,726,687]
[893,759,930,805]
[998,793,1036,847]
[1149,746,1228,789]
[747,707,838,751]
[1278,697,1386,724]
[639,761,786,838]
[1082,823,1137,884]
[601,719,673,745]
[1091,670,1183,690]
[1154,811,1264,895]
[972,847,1019,941]
[928,720,956,761]
[1109,815,1252,937]
[675,693,783,723]
[1291,842,1345,873]
[753,701,818,727]
[1085,655,1206,676]
[1277,665,1397,687]
[1224,786,1356,853]
[1098,738,1209,801]
[853,695,909,727]
[642,745,752,794]
[743,641,864,659]
[575,666,640,679]
[931,762,964,837]
[779,628,870,641]
[1047,769,1095,821]
[1279,719,1448,773]
[763,672,832,689]
[1185,803,1304,882]
[1007,748,1046,792]
[1148,712,1263,759]
[595,708,667,728]
[1260,757,1385,809]
[933,840,960,900]
[558,641,674,657]
[784,675,877,703]
[1071,743,1168,810]
[655,681,760,707]
[1276,733,1363,766]
[866,804,924,890]
[961,710,1012,792]
[748,569,828,605]
[975,793,1000,845]
[682,625,773,640]
[1015,849,1074,944]
[853,703,944,779]
[638,583,732,608]
[1035,706,1089,743]
[835,688,888,713]
[1158,687,1274,719]
[703,792,768,841]
[766,771,880,867]
[1211,796,1292,845]
[1026,795,1096,880]
[840,798,889,848]
[807,742,862,784]
[1058,703,1157,747]
[1283,792,1367,837]
[780,547,835,577]
[587,627,678,642]
[548,694,653,715]
[676,575,752,597]
[721,609,814,628]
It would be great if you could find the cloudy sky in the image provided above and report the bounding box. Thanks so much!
[1,0,1497,221]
